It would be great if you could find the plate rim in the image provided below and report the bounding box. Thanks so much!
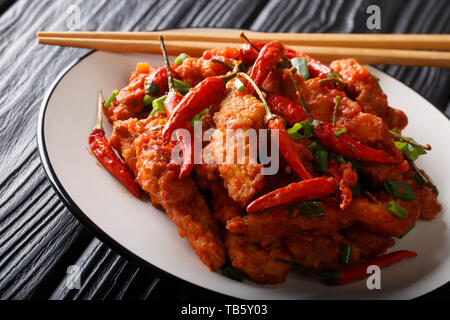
[36,28,450,300]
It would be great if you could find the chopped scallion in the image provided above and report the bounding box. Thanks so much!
[191,107,209,126]
[104,90,118,108]
[149,95,167,117]
[336,154,346,164]
[333,128,347,137]
[173,79,192,94]
[384,179,415,201]
[398,224,415,239]
[142,95,155,106]
[234,78,245,91]
[339,244,353,265]
[287,121,313,140]
[387,201,407,219]
[174,53,189,65]
[289,201,325,218]
[315,150,329,171]
[394,140,426,161]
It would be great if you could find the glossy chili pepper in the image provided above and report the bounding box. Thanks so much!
[333,250,417,285]
[162,76,226,143]
[275,250,417,285]
[239,72,313,182]
[88,91,141,198]
[247,41,284,95]
[144,64,180,97]
[314,122,400,164]
[287,70,401,165]
[326,162,357,210]
[160,36,194,179]
[267,93,307,126]
[269,117,313,181]
[240,39,331,78]
[246,177,337,213]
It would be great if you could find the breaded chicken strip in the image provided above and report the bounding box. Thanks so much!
[285,233,360,270]
[226,200,354,247]
[345,224,395,260]
[110,116,226,271]
[225,233,291,285]
[209,81,267,207]
[330,58,408,130]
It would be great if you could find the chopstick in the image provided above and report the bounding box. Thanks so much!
[37,32,450,67]
[37,31,450,51]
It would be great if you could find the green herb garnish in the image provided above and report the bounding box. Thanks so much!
[290,57,309,80]
[387,201,407,219]
[104,89,118,108]
[384,179,415,201]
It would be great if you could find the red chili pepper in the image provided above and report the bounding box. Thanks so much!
[275,250,417,285]
[267,93,307,126]
[160,36,194,179]
[88,92,141,198]
[248,41,284,95]
[164,91,194,179]
[314,122,400,164]
[326,163,357,210]
[145,64,180,97]
[268,117,313,181]
[162,76,225,143]
[246,177,336,213]
[240,40,331,78]
[334,250,418,285]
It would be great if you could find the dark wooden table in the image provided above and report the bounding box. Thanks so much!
[0,0,449,300]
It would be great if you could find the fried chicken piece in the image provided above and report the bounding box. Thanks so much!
[110,116,226,271]
[285,233,360,270]
[226,200,355,247]
[225,233,291,284]
[175,51,237,86]
[208,82,267,207]
[350,191,420,237]
[104,66,153,122]
[345,224,395,260]
[330,58,408,130]
[194,171,244,226]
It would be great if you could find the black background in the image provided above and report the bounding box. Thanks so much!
[0,0,449,300]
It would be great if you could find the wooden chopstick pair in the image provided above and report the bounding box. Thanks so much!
[37,31,450,67]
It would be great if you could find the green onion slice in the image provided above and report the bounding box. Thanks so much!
[173,79,192,94]
[336,154,346,164]
[387,200,407,219]
[315,150,329,171]
[384,179,415,201]
[309,141,327,153]
[149,95,167,117]
[145,80,160,96]
[290,57,309,80]
[104,90,118,108]
[398,224,415,239]
[191,107,209,126]
[222,265,246,282]
[318,71,344,86]
[394,141,426,161]
[339,244,353,265]
[142,95,155,106]
[333,128,347,137]
[350,159,364,171]
[234,78,245,91]
[287,121,313,140]
[174,53,189,65]
[289,201,325,218]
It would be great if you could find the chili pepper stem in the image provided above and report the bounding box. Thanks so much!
[211,58,234,70]
[240,32,261,52]
[94,91,104,130]
[289,67,313,122]
[240,32,291,67]
[159,35,175,91]
[332,96,341,127]
[237,72,275,123]
[389,130,431,151]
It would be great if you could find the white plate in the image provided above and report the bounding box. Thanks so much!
[37,28,450,300]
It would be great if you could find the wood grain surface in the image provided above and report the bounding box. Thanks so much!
[0,0,449,300]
